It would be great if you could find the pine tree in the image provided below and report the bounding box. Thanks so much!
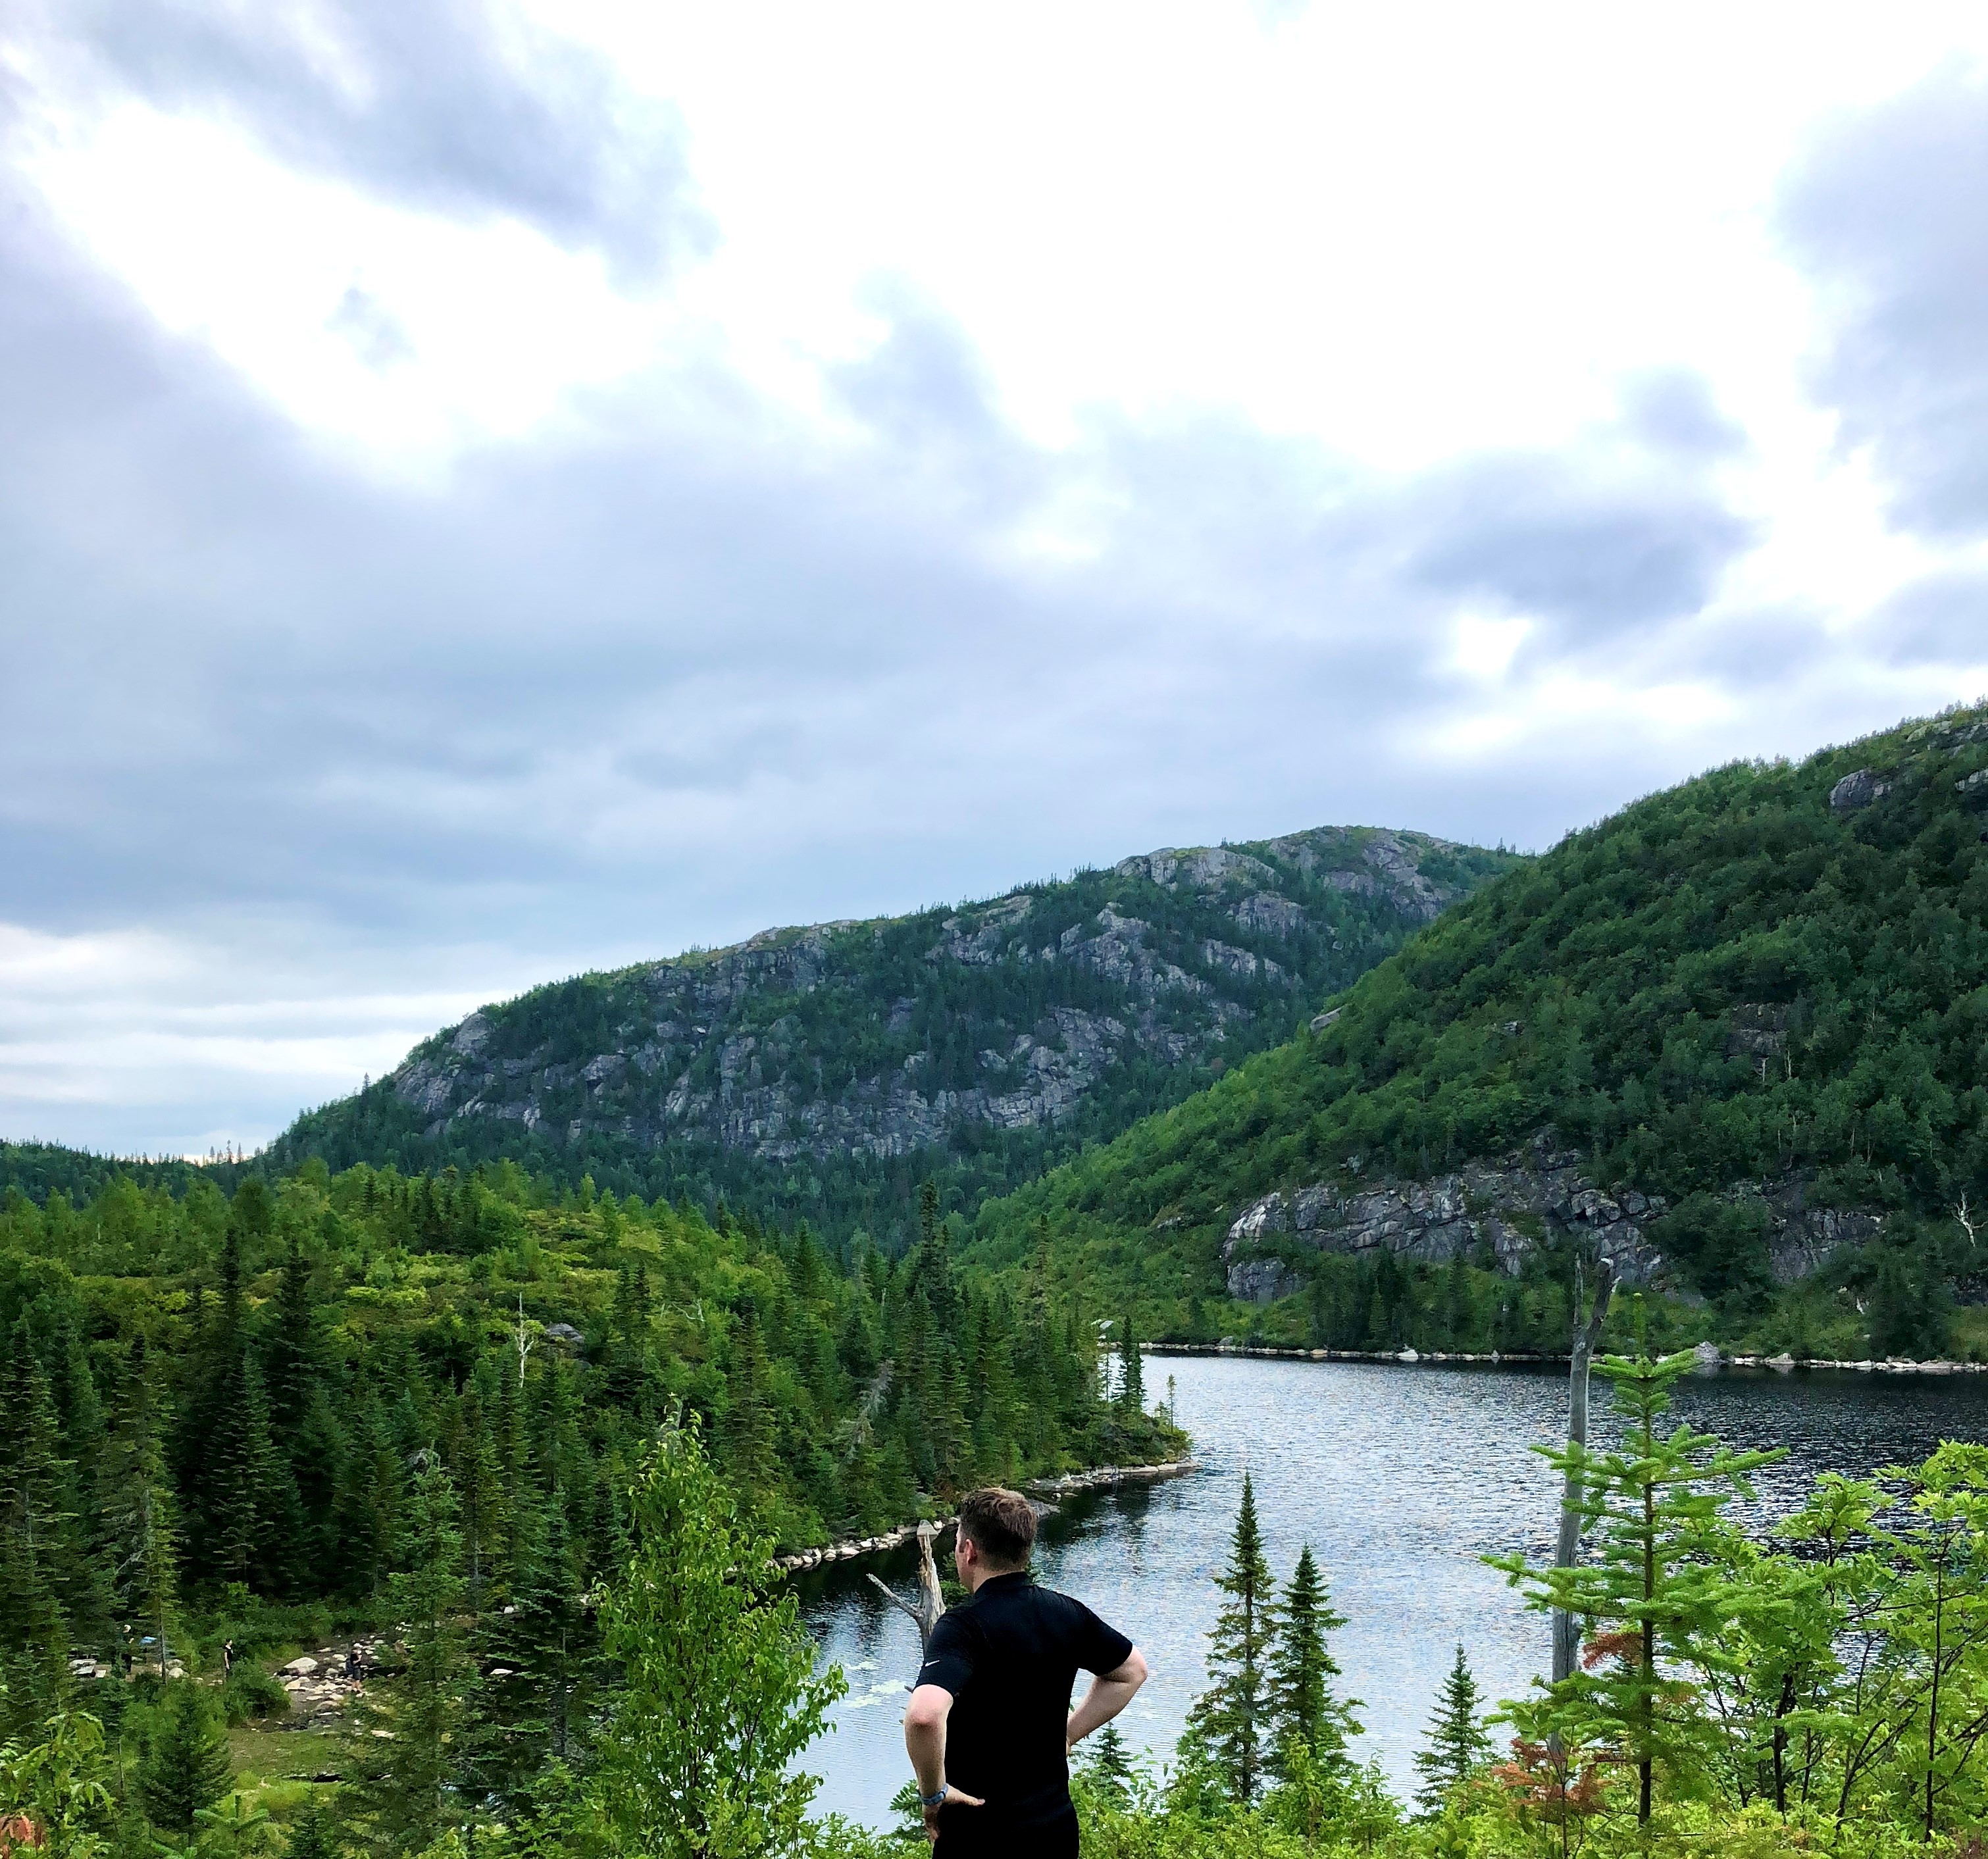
[458,1385,509,1608]
[1267,1544,1358,1780]
[284,1804,338,1859]
[0,1319,80,1694]
[351,1450,471,1856]
[99,1340,181,1677]
[1116,1312,1144,1417]
[140,1681,234,1836]
[470,1495,598,1802]
[1494,1346,1782,1826]
[203,1345,303,1595]
[263,1230,324,1439]
[1413,1643,1492,1814]
[723,1298,775,1496]
[1083,1721,1140,1808]
[1185,1471,1279,1803]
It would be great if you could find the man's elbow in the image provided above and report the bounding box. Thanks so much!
[1116,1648,1149,1691]
[904,1685,953,1737]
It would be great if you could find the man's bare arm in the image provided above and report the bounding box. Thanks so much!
[905,1685,985,1843]
[904,1683,954,1798]
[1067,1648,1148,1748]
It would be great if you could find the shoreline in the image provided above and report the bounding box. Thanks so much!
[1146,1341,1988,1375]
[773,1457,1197,1573]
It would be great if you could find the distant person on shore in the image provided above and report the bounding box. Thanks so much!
[904,1487,1148,1855]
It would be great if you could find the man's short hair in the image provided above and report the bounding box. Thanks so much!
[956,1487,1036,1568]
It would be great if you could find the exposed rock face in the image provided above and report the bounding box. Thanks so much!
[1223,1132,1882,1301]
[1224,1135,1666,1300]
[1830,769,1891,813]
[383,825,1509,1175]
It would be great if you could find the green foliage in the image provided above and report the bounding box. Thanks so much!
[0,1154,1185,1854]
[0,1706,115,1859]
[140,1683,234,1837]
[218,1664,289,1727]
[349,1452,470,1857]
[1267,1546,1358,1781]
[1083,1721,1144,1809]
[1183,1473,1279,1805]
[587,1412,842,1859]
[1492,1345,1785,1825]
[972,705,1988,1340]
[1412,1645,1491,1816]
[99,1340,180,1680]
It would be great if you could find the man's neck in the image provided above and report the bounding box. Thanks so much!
[963,1562,1028,1594]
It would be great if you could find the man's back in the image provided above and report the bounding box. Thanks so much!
[915,1571,1133,1841]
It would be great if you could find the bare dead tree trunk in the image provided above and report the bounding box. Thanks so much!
[1552,1258,1616,1687]
[867,1518,948,1652]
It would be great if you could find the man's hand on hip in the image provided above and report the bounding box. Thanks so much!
[923,1786,985,1845]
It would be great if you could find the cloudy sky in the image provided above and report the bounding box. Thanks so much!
[4,0,1987,1157]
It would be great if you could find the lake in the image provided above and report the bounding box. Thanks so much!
[794,1350,1988,1827]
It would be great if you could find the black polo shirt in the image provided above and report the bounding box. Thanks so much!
[913,1571,1134,1852]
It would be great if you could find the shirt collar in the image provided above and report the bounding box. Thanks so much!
[975,1569,1033,1594]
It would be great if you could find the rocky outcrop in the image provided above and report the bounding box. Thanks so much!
[1223,1133,1882,1300]
[382,825,1507,1175]
[1830,769,1891,814]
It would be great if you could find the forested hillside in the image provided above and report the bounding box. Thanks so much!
[261,827,1517,1249]
[0,1161,1177,1845]
[972,705,1988,1361]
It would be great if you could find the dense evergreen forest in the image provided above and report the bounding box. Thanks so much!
[0,1156,1179,1852]
[972,705,1988,1361]
[252,828,1517,1252]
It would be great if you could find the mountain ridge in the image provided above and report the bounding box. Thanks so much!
[262,823,1520,1245]
[967,705,1988,1360]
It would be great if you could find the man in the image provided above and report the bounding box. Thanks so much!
[904,1487,1148,1854]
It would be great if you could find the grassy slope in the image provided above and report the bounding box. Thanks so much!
[971,706,1988,1334]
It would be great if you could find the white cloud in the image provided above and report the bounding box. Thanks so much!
[6,0,1988,1154]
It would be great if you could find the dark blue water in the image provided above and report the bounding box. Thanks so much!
[796,1353,1988,1826]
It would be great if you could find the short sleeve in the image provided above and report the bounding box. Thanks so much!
[1071,1600,1134,1676]
[915,1609,975,1697]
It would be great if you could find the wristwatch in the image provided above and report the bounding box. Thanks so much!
[921,1786,950,1809]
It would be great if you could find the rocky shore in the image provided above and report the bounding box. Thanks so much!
[1148,1341,1988,1375]
[771,1458,1196,1573]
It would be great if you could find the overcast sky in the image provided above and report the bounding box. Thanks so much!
[4,1,1987,1157]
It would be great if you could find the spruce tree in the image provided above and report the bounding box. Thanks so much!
[1116,1313,1144,1417]
[262,1230,324,1439]
[334,1379,399,1596]
[723,1298,775,1496]
[1185,1471,1279,1803]
[470,1495,597,1802]
[1413,1643,1492,1814]
[1494,1346,1781,1825]
[1267,1544,1359,1780]
[292,1384,348,1593]
[458,1385,508,1608]
[140,1681,234,1836]
[0,1319,81,1693]
[99,1340,181,1677]
[203,1346,303,1594]
[284,1804,338,1859]
[351,1450,471,1856]
[1083,1721,1140,1808]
